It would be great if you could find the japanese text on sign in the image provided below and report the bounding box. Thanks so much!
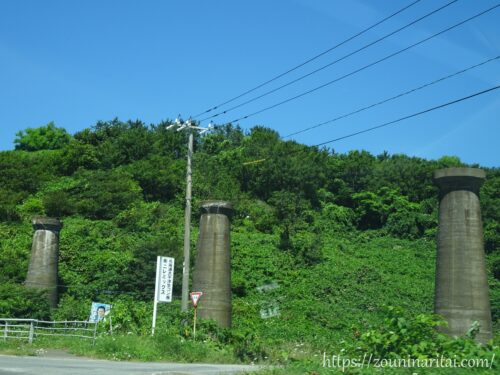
[156,256,174,303]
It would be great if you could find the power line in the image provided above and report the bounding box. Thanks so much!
[314,84,500,147]
[191,0,423,119]
[284,55,499,138]
[226,3,500,124]
[241,84,499,164]
[199,0,459,122]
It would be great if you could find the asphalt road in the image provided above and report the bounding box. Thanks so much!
[0,355,262,375]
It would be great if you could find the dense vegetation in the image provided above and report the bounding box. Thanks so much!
[0,120,498,373]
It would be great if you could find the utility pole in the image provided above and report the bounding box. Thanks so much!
[182,129,193,313]
[167,117,212,312]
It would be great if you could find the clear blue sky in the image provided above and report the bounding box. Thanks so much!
[1,0,498,166]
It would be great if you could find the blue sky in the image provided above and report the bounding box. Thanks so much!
[1,0,498,166]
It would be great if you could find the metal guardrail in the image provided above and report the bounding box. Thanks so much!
[1,318,98,345]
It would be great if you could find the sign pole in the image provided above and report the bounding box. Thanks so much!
[189,291,202,340]
[193,306,197,340]
[152,256,160,336]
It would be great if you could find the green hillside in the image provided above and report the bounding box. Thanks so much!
[0,120,499,373]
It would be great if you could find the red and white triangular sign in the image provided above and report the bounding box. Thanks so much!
[190,292,203,307]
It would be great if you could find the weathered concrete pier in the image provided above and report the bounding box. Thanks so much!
[434,168,492,343]
[25,217,62,308]
[192,201,233,327]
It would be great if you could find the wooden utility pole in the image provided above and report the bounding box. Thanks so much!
[181,131,194,312]
[167,118,211,312]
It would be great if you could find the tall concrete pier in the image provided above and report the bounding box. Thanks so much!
[434,168,492,343]
[25,217,62,308]
[192,201,232,327]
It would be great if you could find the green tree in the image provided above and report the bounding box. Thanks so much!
[124,156,183,202]
[74,119,154,168]
[60,139,100,174]
[352,190,388,229]
[242,130,327,204]
[325,150,376,207]
[370,154,437,202]
[151,120,190,159]
[0,151,55,194]
[199,123,244,155]
[71,169,142,220]
[14,122,71,151]
[0,189,22,221]
[336,150,376,193]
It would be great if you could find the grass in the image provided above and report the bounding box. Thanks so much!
[1,333,498,375]
[0,334,237,364]
[0,339,37,356]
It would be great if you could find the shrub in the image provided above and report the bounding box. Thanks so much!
[15,196,45,219]
[229,327,268,362]
[320,203,356,232]
[53,295,92,321]
[0,283,51,319]
[358,306,446,358]
[356,306,499,363]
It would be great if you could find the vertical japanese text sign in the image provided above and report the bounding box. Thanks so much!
[152,256,175,335]
[156,256,175,303]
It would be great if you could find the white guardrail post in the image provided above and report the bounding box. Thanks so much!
[28,320,35,344]
[92,321,98,347]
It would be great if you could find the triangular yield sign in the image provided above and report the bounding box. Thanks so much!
[190,292,203,307]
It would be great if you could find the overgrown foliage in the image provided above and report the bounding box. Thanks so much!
[0,120,498,371]
[0,283,51,319]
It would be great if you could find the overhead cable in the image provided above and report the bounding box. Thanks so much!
[199,0,459,122]
[226,3,500,124]
[284,55,499,138]
[191,0,423,119]
[314,84,500,147]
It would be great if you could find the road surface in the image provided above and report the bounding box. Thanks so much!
[0,355,262,375]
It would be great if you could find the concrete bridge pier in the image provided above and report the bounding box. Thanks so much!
[434,168,492,343]
[192,201,233,328]
[25,217,62,308]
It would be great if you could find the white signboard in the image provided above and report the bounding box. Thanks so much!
[156,256,175,303]
[152,256,175,335]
